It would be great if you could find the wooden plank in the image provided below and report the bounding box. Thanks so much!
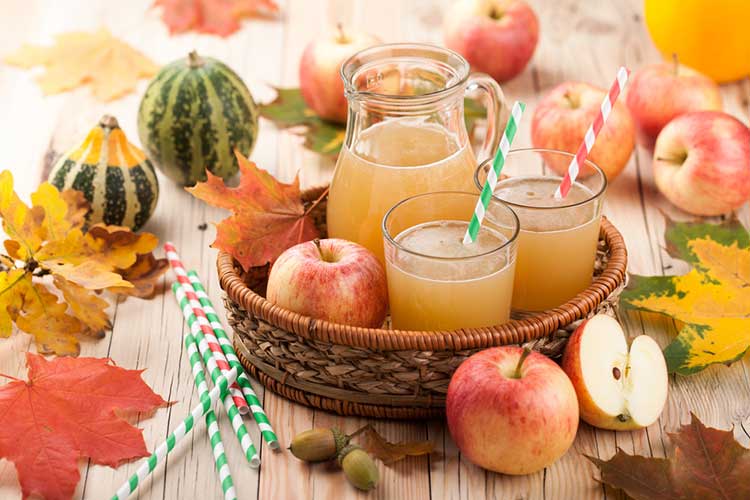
[1,0,750,499]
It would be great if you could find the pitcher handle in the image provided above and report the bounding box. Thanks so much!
[465,73,509,163]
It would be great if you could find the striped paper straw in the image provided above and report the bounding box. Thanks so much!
[205,411,236,500]
[164,242,249,414]
[183,327,237,500]
[186,270,279,450]
[174,283,261,468]
[111,367,238,500]
[464,101,526,244]
[555,66,630,199]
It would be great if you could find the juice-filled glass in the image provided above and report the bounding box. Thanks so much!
[383,191,519,331]
[328,43,508,263]
[475,149,607,312]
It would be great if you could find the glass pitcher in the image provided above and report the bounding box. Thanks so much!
[326,43,508,263]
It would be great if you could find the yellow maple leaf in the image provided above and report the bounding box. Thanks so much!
[622,217,750,374]
[0,170,168,355]
[4,28,158,101]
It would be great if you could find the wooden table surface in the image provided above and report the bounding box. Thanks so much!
[1,0,749,499]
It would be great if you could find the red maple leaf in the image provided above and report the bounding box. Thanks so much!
[0,354,170,500]
[154,0,279,37]
[187,152,320,270]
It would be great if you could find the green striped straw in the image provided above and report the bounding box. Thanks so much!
[111,366,238,500]
[173,283,261,468]
[186,270,279,450]
[463,101,526,245]
[184,328,237,500]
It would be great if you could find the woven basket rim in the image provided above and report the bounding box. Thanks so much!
[218,209,627,352]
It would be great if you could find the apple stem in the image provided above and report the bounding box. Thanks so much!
[655,151,688,165]
[563,91,579,109]
[313,238,323,259]
[513,347,532,379]
[336,22,350,44]
[672,53,679,76]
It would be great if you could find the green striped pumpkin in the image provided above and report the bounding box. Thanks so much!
[48,115,159,231]
[137,51,259,186]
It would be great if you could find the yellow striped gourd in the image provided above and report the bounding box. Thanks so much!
[48,115,159,231]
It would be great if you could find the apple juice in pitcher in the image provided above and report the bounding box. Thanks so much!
[327,43,508,263]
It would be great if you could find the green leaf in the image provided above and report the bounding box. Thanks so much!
[259,87,486,158]
[621,216,750,375]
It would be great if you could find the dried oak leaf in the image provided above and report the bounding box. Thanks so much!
[187,152,319,270]
[4,28,158,101]
[0,170,167,355]
[621,217,750,374]
[0,353,169,500]
[359,425,434,465]
[589,413,750,500]
[154,0,279,37]
[110,252,169,298]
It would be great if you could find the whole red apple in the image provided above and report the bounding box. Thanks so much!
[653,111,750,216]
[266,238,388,328]
[626,62,722,145]
[444,0,538,83]
[446,346,579,475]
[299,25,379,124]
[531,81,636,180]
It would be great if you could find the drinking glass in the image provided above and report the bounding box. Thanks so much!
[382,191,519,331]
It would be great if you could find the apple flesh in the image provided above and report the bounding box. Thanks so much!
[653,111,750,216]
[531,81,636,181]
[299,25,379,124]
[444,0,539,83]
[447,346,579,475]
[562,314,668,431]
[626,61,722,145]
[266,238,388,328]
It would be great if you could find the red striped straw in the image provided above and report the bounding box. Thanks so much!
[164,242,249,415]
[555,66,630,199]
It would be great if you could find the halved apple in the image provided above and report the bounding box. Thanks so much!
[562,314,668,431]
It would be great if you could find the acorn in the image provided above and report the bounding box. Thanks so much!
[289,427,349,462]
[338,445,379,491]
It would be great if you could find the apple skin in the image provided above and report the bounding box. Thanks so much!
[446,346,579,475]
[444,0,539,83]
[299,28,379,124]
[562,318,635,431]
[531,81,636,180]
[626,62,722,145]
[653,111,750,216]
[266,239,388,328]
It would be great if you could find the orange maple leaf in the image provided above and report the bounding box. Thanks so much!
[187,152,320,270]
[154,0,279,37]
[0,354,169,500]
[4,29,158,101]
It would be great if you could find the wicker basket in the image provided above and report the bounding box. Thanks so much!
[219,186,628,419]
